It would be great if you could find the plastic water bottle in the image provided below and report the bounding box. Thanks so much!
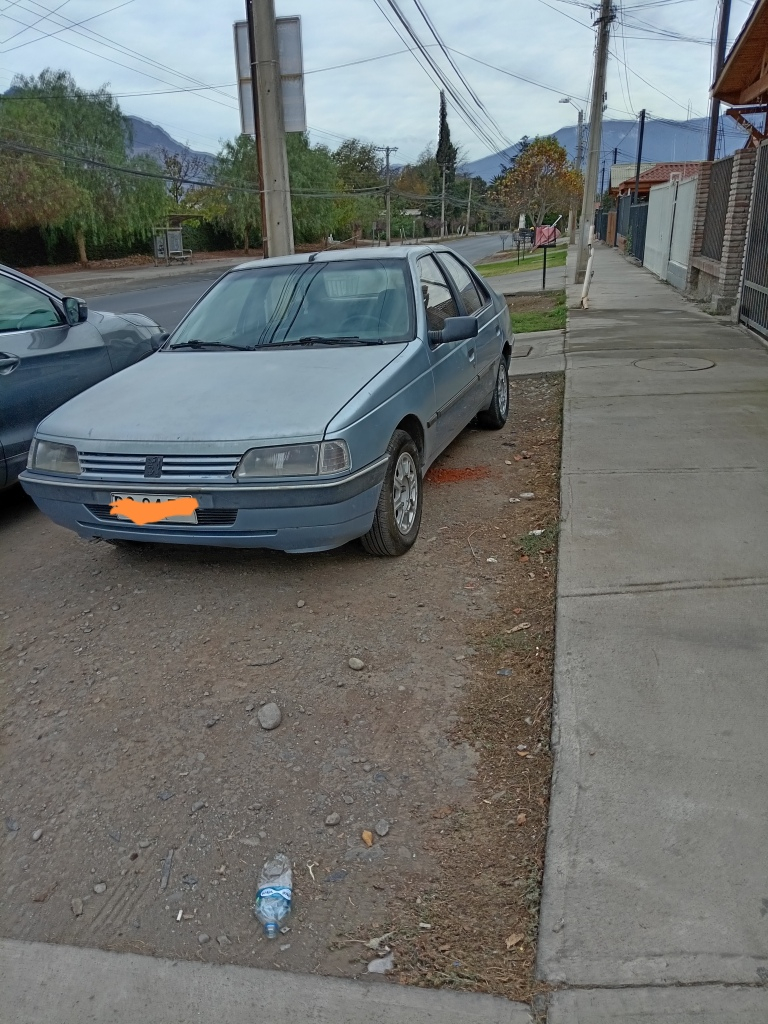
[254,853,292,939]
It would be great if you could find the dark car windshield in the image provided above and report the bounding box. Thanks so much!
[169,259,414,350]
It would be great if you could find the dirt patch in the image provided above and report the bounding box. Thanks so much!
[0,373,562,1002]
[425,466,491,484]
[506,292,563,314]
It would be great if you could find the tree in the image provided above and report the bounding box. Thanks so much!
[287,133,339,243]
[208,135,261,252]
[435,90,458,183]
[332,139,384,190]
[158,147,211,212]
[492,136,582,227]
[3,69,165,262]
[0,93,82,230]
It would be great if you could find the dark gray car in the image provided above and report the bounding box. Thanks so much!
[0,264,165,488]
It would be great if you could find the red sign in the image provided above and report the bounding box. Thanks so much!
[534,225,560,247]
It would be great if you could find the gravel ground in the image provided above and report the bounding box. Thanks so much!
[0,373,562,997]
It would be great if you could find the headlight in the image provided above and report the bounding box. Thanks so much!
[29,440,81,475]
[234,441,350,480]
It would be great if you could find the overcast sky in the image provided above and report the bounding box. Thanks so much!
[0,0,753,163]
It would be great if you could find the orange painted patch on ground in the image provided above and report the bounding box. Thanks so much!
[425,466,491,484]
[109,496,199,525]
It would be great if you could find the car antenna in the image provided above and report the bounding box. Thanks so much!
[308,251,319,262]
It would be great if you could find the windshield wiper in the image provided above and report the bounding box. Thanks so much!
[283,336,384,347]
[170,340,253,351]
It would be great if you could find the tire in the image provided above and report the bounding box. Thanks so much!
[477,358,509,430]
[361,430,423,557]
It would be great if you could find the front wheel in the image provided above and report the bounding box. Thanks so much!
[361,430,423,557]
[477,358,509,430]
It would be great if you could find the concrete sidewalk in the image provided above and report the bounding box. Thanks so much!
[0,939,530,1024]
[537,245,768,1019]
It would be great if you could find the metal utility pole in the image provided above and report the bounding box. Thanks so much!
[440,164,447,239]
[561,98,584,245]
[707,0,732,161]
[249,0,294,257]
[575,0,615,283]
[633,108,646,204]
[465,178,473,236]
[599,162,606,197]
[383,145,398,246]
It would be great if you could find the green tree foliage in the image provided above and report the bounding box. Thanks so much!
[207,134,261,252]
[332,139,384,190]
[0,93,81,230]
[436,90,458,183]
[287,133,339,243]
[1,69,166,262]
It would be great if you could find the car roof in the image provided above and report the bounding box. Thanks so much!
[0,262,63,300]
[232,244,455,272]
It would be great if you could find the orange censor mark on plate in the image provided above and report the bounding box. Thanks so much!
[109,496,199,525]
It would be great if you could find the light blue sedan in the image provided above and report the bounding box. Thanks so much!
[20,246,513,556]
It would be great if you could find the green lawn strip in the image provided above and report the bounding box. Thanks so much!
[509,290,567,334]
[477,248,567,278]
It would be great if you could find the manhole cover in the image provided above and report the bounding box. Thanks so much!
[633,357,715,372]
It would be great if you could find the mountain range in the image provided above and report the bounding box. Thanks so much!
[126,115,216,168]
[461,115,750,182]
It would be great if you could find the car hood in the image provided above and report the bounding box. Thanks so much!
[37,345,407,444]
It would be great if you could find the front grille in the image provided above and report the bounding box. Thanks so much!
[84,503,238,527]
[79,452,241,481]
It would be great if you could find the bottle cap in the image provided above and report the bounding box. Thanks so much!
[264,922,278,939]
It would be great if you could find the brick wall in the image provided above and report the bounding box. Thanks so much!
[715,147,757,316]
[685,161,713,293]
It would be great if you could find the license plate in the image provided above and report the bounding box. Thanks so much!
[110,493,198,524]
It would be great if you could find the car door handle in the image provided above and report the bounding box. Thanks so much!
[0,354,20,375]
[468,347,476,363]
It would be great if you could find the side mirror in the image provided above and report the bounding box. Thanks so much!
[429,315,479,346]
[150,332,169,351]
[63,297,88,325]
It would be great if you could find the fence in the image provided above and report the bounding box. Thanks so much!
[643,176,698,290]
[616,194,632,240]
[595,210,609,241]
[700,155,733,261]
[739,141,768,338]
[627,203,649,262]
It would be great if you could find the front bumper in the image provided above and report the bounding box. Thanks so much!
[19,457,388,552]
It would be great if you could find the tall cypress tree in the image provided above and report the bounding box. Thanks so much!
[436,90,458,183]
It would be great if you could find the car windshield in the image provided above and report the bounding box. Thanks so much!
[169,259,414,349]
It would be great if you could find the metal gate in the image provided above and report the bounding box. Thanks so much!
[616,194,631,239]
[627,203,649,262]
[740,141,768,337]
[701,155,733,261]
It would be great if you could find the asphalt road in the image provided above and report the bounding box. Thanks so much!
[91,234,508,332]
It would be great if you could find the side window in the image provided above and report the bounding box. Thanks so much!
[0,276,61,333]
[417,255,459,333]
[438,253,487,315]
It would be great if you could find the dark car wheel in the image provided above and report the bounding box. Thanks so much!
[478,358,509,430]
[362,430,423,557]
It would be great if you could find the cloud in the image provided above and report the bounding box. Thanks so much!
[0,0,750,162]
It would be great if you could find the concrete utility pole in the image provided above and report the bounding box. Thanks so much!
[440,164,447,239]
[575,0,615,282]
[465,178,473,236]
[384,145,398,246]
[633,108,647,204]
[250,0,294,257]
[707,0,732,161]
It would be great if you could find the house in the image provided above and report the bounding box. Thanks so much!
[685,0,768,330]
[611,162,704,199]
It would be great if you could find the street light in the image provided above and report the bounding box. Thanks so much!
[560,97,584,245]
